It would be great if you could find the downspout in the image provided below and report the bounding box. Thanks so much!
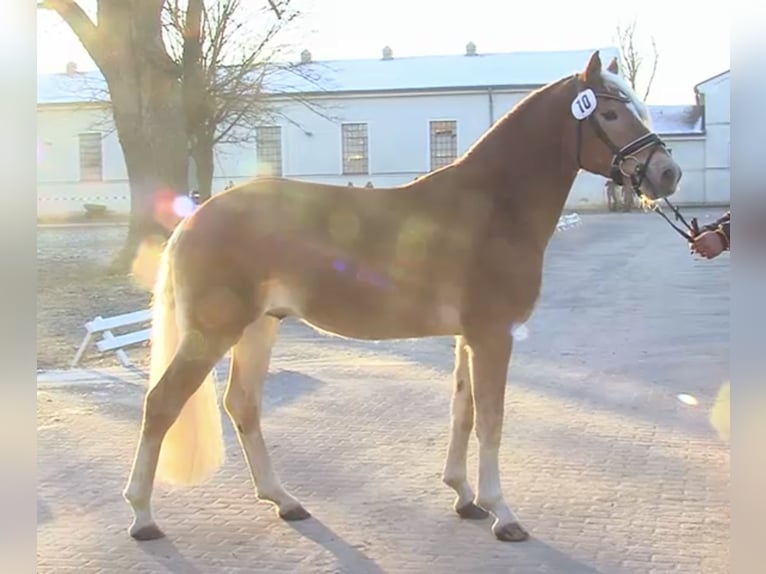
[695,87,707,204]
[487,88,495,127]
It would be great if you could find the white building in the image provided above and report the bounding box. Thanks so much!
[36,46,729,218]
[693,70,730,204]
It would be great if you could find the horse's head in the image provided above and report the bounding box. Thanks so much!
[570,51,681,200]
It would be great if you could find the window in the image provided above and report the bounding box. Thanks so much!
[429,120,457,171]
[78,132,103,181]
[256,126,282,176]
[342,123,369,175]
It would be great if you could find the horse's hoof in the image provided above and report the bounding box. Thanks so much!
[493,522,530,542]
[279,505,311,521]
[456,502,490,520]
[130,522,166,541]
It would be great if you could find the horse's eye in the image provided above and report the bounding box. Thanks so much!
[600,110,618,121]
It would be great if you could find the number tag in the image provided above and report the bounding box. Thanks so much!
[571,89,597,120]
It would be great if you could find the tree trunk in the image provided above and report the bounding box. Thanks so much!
[41,1,190,274]
[110,129,188,274]
[191,135,215,201]
[105,75,188,274]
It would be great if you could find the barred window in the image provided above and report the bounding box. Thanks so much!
[78,132,103,181]
[256,126,282,176]
[342,123,369,175]
[429,120,457,171]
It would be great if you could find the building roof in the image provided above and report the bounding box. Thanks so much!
[694,69,730,91]
[37,70,109,105]
[37,46,620,104]
[35,46,702,136]
[647,105,704,135]
[268,47,621,94]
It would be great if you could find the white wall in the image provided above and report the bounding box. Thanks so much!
[212,89,693,209]
[213,90,523,191]
[697,73,730,203]
[667,137,707,204]
[37,79,727,218]
[37,104,130,217]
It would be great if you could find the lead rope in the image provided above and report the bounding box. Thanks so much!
[631,175,698,241]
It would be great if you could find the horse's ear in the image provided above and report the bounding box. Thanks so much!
[583,50,602,83]
[606,57,619,74]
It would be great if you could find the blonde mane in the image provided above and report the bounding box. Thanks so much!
[600,69,652,128]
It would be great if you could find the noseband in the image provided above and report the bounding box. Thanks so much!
[572,76,699,241]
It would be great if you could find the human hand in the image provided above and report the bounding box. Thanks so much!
[689,230,726,259]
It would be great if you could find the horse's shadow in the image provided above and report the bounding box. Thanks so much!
[135,537,206,574]
[286,517,386,574]
[37,498,52,525]
[461,519,607,574]
[285,514,604,574]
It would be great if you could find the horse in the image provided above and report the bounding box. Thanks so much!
[123,50,682,544]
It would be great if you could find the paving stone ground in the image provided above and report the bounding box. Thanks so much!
[37,210,730,574]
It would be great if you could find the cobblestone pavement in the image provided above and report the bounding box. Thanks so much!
[37,210,730,574]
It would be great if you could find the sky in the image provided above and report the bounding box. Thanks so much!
[36,0,730,105]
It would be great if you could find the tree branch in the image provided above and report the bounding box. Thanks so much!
[615,18,659,98]
[643,37,659,101]
[267,0,283,19]
[38,0,104,66]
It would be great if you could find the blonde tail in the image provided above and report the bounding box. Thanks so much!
[149,232,226,485]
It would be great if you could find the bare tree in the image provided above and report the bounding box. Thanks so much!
[163,0,334,200]
[38,0,192,272]
[615,19,659,101]
[36,0,295,271]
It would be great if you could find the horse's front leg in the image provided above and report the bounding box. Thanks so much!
[466,328,529,542]
[442,336,489,519]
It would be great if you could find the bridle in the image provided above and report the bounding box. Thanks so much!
[572,75,699,241]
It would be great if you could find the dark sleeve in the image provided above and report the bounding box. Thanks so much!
[702,210,730,248]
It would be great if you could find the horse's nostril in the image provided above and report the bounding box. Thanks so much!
[661,167,679,187]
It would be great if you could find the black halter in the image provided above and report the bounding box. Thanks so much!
[572,76,699,241]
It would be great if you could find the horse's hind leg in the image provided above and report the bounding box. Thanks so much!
[123,333,229,540]
[442,336,489,519]
[223,315,309,521]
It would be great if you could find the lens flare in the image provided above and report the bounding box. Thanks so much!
[154,189,183,231]
[173,195,196,218]
[510,322,529,341]
[130,236,165,291]
[328,209,360,245]
[709,382,730,441]
[676,393,699,407]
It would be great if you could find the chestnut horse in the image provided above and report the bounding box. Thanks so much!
[123,51,682,543]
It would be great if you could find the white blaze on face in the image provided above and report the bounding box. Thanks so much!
[600,69,652,128]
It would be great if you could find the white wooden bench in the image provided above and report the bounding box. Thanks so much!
[71,309,152,368]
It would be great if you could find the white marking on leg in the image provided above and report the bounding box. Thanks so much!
[443,336,476,509]
[123,371,217,537]
[124,426,163,533]
[468,332,522,533]
[477,443,517,526]
[224,316,305,516]
[124,321,227,538]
